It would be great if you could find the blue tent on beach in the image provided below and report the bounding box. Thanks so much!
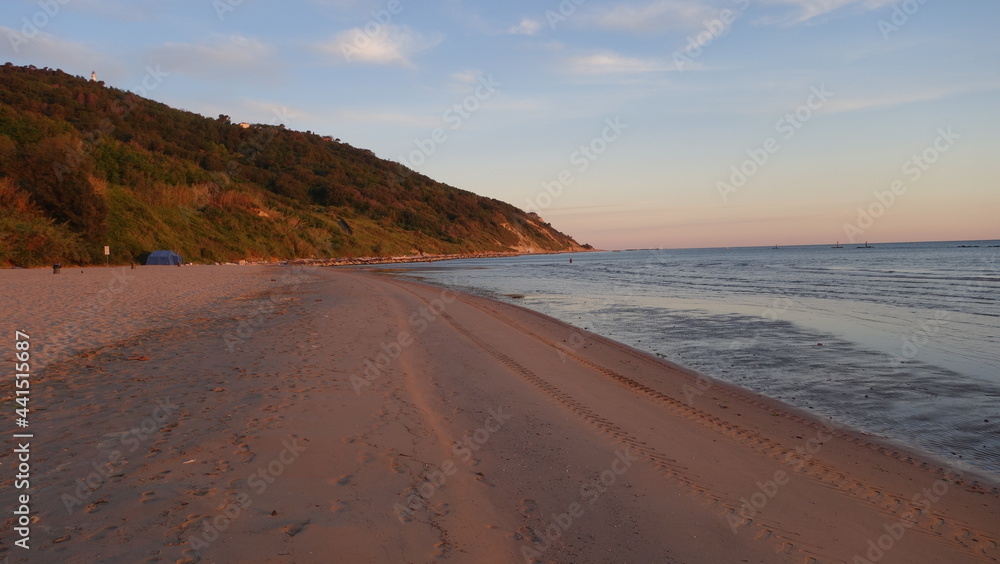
[145,250,182,265]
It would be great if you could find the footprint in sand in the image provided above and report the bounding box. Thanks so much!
[179,514,211,530]
[473,471,495,487]
[518,498,538,515]
[506,530,524,541]
[83,525,118,541]
[146,469,172,482]
[234,443,255,463]
[388,457,406,474]
[514,525,537,542]
[209,460,232,475]
[283,519,310,536]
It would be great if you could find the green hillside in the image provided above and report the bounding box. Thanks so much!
[0,64,588,267]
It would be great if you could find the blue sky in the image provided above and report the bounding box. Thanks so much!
[2,0,998,248]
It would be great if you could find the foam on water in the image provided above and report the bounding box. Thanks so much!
[376,241,1000,476]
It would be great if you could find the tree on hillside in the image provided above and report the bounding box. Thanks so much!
[18,134,107,241]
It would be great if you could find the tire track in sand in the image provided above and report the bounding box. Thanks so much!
[386,285,826,563]
[456,297,1000,560]
[391,281,999,562]
[475,297,1000,496]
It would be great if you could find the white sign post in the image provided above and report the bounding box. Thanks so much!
[104,245,110,266]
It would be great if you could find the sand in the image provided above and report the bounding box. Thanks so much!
[1,265,997,563]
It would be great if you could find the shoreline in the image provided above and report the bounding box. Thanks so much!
[2,249,599,271]
[1,265,997,562]
[399,271,1000,482]
[458,280,1000,486]
[367,248,1000,482]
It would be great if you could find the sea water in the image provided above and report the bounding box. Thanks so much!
[374,241,1000,477]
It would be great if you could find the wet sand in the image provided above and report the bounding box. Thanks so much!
[1,265,998,563]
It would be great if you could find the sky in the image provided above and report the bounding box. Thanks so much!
[2,0,998,249]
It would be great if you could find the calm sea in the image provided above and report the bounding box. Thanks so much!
[374,240,1000,478]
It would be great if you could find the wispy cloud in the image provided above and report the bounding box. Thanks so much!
[236,99,304,124]
[450,69,485,85]
[68,0,162,21]
[487,97,546,113]
[756,0,896,25]
[329,108,441,128]
[579,0,717,34]
[826,82,1000,114]
[442,68,491,95]
[316,24,440,68]
[508,18,542,36]
[566,51,671,74]
[148,35,278,80]
[0,27,121,79]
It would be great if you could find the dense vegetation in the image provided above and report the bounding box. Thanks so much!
[0,64,586,266]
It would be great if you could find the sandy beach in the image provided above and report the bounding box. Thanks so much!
[1,265,998,563]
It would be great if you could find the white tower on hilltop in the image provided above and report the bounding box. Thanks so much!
[90,71,97,82]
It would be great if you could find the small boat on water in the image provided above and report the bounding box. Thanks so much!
[832,241,843,248]
[856,241,873,249]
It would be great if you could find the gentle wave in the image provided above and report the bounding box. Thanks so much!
[378,241,1000,476]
